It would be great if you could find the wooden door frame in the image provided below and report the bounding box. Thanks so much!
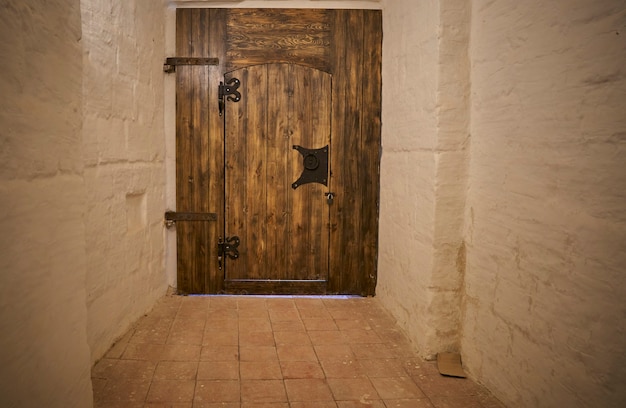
[170,8,382,296]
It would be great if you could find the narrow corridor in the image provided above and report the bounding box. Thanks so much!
[92,295,505,407]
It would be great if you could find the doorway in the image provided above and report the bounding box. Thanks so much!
[172,8,382,295]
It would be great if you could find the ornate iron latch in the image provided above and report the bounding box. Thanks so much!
[218,236,240,270]
[292,145,329,189]
[219,78,241,116]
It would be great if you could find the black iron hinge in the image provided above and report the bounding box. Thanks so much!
[218,78,241,116]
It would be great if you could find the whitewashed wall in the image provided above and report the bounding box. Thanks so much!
[81,0,169,362]
[463,1,626,406]
[377,0,471,358]
[0,2,93,406]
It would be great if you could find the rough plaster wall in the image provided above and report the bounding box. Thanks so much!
[462,1,626,407]
[0,2,93,407]
[82,0,168,362]
[377,0,439,356]
[378,0,470,358]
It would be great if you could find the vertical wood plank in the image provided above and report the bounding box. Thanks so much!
[360,11,383,295]
[224,68,247,280]
[290,65,331,281]
[266,64,291,280]
[175,9,194,293]
[244,65,268,280]
[328,10,364,294]
[207,9,227,292]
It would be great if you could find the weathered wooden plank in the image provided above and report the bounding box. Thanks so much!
[289,65,331,281]
[175,9,194,293]
[266,64,291,280]
[207,9,227,292]
[244,65,268,280]
[225,8,331,72]
[360,11,383,296]
[328,10,364,294]
[224,68,247,280]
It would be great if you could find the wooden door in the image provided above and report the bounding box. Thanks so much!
[224,64,332,293]
[174,8,382,295]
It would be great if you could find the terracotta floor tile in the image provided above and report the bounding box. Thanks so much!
[95,295,502,408]
[285,379,334,402]
[146,380,195,403]
[94,401,144,408]
[295,298,325,308]
[269,308,302,322]
[144,402,192,408]
[209,297,238,310]
[237,296,268,309]
[266,298,297,310]
[202,329,239,346]
[274,330,311,345]
[194,403,239,408]
[200,345,239,361]
[205,318,239,332]
[336,401,385,408]
[239,317,273,332]
[197,361,239,380]
[402,359,440,377]
[280,361,325,379]
[308,330,347,345]
[241,379,287,403]
[239,307,270,318]
[370,377,425,400]
[320,360,364,379]
[167,329,205,345]
[290,402,338,408]
[240,346,278,361]
[429,396,484,408]
[129,325,170,344]
[194,380,240,404]
[241,360,283,379]
[277,345,318,361]
[350,343,397,360]
[153,361,198,380]
[341,329,383,344]
[91,378,108,401]
[109,359,156,380]
[384,399,435,408]
[334,319,372,331]
[240,330,276,346]
[271,319,306,332]
[326,378,379,401]
[298,307,332,319]
[302,318,338,331]
[99,378,151,402]
[359,359,406,378]
[314,345,354,361]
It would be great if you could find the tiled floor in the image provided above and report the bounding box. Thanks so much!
[92,295,505,408]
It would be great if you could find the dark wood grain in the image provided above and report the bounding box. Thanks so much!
[175,8,381,295]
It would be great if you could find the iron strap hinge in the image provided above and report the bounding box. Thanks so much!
[163,57,219,73]
[164,211,217,228]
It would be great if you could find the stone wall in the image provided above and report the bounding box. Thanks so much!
[81,0,169,362]
[0,1,93,406]
[377,0,470,358]
[462,1,626,406]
